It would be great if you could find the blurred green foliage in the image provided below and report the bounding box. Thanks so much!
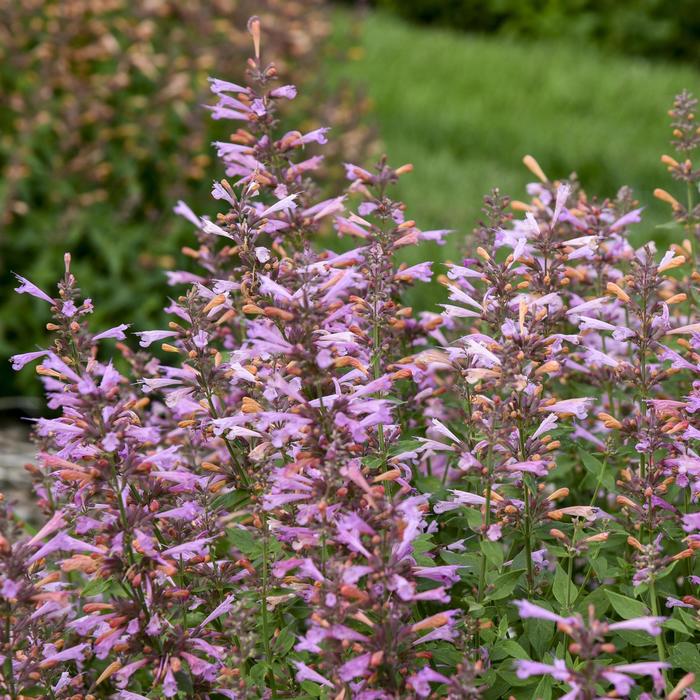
[369,0,700,63]
[0,0,374,400]
[329,10,700,308]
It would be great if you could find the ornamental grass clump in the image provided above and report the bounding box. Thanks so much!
[7,16,700,700]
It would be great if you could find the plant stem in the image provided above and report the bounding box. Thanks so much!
[523,486,534,595]
[261,516,277,698]
[478,445,493,602]
[649,577,668,689]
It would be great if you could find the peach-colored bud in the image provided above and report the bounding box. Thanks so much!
[511,200,534,212]
[340,584,369,603]
[247,16,261,59]
[334,356,368,374]
[522,154,547,182]
[373,469,401,483]
[606,282,630,303]
[370,651,384,667]
[535,361,560,376]
[597,412,623,430]
[658,255,687,273]
[202,294,226,313]
[626,535,644,551]
[241,397,263,413]
[352,611,375,628]
[264,306,294,322]
[669,673,696,700]
[671,548,693,561]
[411,612,450,632]
[582,532,609,543]
[661,154,679,168]
[201,462,222,473]
[654,188,682,209]
[242,303,264,315]
[96,660,122,686]
[550,528,568,542]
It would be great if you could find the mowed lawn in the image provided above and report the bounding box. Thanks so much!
[328,10,700,294]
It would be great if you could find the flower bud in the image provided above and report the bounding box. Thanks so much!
[522,154,547,183]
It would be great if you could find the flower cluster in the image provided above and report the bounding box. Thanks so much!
[7,16,700,700]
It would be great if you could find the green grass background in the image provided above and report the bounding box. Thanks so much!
[329,10,699,270]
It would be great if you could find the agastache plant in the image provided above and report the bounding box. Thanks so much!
[7,17,700,700]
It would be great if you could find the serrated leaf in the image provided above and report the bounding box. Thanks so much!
[228,527,262,557]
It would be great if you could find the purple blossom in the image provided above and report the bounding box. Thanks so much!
[13,273,54,304]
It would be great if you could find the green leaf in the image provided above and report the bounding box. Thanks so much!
[663,617,690,635]
[552,564,576,610]
[413,533,436,555]
[578,449,614,491]
[605,590,649,619]
[677,608,700,631]
[574,586,609,617]
[300,680,324,697]
[524,617,554,658]
[272,625,297,656]
[228,527,262,557]
[491,639,530,660]
[440,550,479,574]
[81,578,110,596]
[14,688,45,698]
[487,569,526,601]
[463,506,484,530]
[533,673,553,700]
[414,475,444,494]
[480,540,504,568]
[212,489,249,512]
[249,661,270,684]
[670,642,700,674]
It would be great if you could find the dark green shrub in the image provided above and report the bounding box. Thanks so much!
[370,0,700,63]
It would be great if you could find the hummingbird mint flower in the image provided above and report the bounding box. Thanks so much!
[6,17,700,700]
